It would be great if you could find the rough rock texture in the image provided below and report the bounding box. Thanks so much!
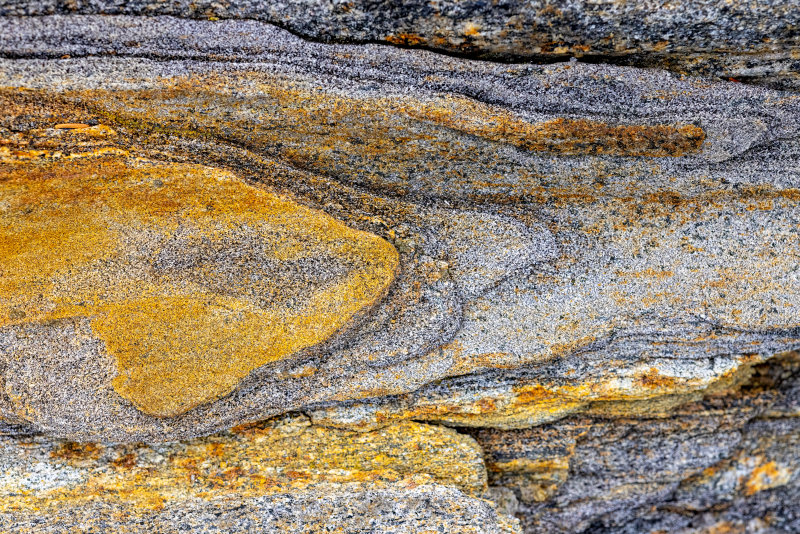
[2,17,800,442]
[2,153,398,418]
[0,415,521,532]
[473,352,800,532]
[1,1,799,89]
[0,5,798,533]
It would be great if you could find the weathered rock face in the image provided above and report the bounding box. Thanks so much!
[2,1,799,89]
[473,352,800,532]
[2,17,800,442]
[0,416,520,532]
[2,154,398,418]
[0,5,798,533]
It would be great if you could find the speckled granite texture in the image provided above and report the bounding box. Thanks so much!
[0,4,799,533]
[2,0,799,89]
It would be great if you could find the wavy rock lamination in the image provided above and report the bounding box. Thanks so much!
[1,154,398,417]
[0,9,799,533]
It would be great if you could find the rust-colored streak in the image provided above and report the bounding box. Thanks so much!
[531,118,705,156]
[50,442,102,461]
[412,99,707,157]
[385,33,428,47]
[635,367,680,390]
[54,123,91,129]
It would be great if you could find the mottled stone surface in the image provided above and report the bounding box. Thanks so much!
[472,352,800,532]
[1,5,799,533]
[1,1,799,89]
[2,153,397,417]
[0,415,520,532]
[2,19,800,442]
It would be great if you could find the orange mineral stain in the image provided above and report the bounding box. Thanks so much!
[0,155,399,417]
[54,123,91,129]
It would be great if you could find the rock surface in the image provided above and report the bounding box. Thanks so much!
[0,415,520,532]
[0,5,798,533]
[2,153,398,418]
[473,352,800,532]
[1,1,799,89]
[2,17,800,442]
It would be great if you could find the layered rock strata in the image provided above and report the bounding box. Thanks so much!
[1,1,798,89]
[2,18,800,441]
[0,9,798,533]
[474,352,800,532]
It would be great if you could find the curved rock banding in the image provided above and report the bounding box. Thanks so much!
[1,5,800,532]
[0,155,399,416]
[1,21,800,441]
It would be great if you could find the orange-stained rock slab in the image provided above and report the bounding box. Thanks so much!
[0,416,520,533]
[0,154,398,416]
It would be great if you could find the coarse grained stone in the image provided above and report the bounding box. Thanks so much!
[1,2,798,89]
[1,19,800,441]
[1,5,799,534]
[471,352,800,533]
[0,415,520,532]
[1,153,398,418]
[0,486,521,533]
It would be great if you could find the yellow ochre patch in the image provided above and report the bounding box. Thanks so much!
[0,155,399,417]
